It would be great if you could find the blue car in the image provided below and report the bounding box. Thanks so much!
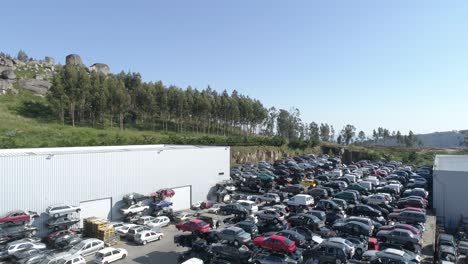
[152,200,173,210]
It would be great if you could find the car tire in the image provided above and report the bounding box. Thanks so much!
[122,254,126,259]
[273,218,278,224]
[356,248,362,256]
[214,235,219,241]
[234,240,239,246]
[142,240,147,245]
[54,214,59,218]
[255,262,261,264]
[336,259,342,264]
[158,236,162,241]
[76,209,81,213]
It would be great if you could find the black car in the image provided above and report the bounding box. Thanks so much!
[332,221,373,237]
[219,204,249,216]
[250,249,303,264]
[281,185,307,195]
[209,244,251,263]
[349,204,382,218]
[307,188,328,200]
[235,221,259,237]
[304,241,348,264]
[315,199,343,213]
[367,204,390,217]
[288,226,320,244]
[288,214,323,232]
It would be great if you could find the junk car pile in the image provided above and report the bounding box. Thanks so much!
[177,155,433,264]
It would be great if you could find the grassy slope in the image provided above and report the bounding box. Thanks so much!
[0,91,232,148]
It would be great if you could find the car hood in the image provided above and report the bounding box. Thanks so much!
[252,237,264,244]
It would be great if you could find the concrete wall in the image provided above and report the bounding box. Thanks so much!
[433,170,468,230]
[0,145,230,236]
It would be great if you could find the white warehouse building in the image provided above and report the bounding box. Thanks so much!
[433,155,468,230]
[0,144,230,236]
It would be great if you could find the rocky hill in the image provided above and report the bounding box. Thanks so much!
[0,53,109,95]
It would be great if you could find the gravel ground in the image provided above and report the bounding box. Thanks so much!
[421,211,436,264]
[83,225,186,264]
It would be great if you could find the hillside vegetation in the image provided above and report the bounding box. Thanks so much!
[1,91,465,166]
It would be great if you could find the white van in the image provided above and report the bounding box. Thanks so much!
[387,183,401,194]
[344,174,357,183]
[364,176,380,187]
[358,181,373,191]
[285,194,314,207]
[330,169,343,177]
[237,200,259,214]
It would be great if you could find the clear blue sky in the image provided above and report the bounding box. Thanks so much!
[3,0,468,135]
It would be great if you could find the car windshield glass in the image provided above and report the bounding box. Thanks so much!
[95,252,104,258]
[284,238,294,245]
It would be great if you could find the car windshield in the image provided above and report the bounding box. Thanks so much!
[284,238,294,245]
[95,252,104,258]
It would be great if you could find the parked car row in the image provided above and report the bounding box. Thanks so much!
[177,155,432,264]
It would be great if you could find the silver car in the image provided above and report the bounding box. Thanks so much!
[67,238,104,257]
[46,204,81,218]
[213,226,251,246]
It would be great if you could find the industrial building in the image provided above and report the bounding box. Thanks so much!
[433,155,468,230]
[0,144,230,236]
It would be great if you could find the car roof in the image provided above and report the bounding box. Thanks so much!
[225,226,243,232]
[269,235,286,241]
[189,219,203,223]
[98,247,117,254]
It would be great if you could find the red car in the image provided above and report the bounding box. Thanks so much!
[175,219,211,233]
[201,201,214,209]
[151,188,176,199]
[46,229,79,243]
[378,224,421,235]
[397,199,426,209]
[368,237,379,250]
[392,207,426,214]
[253,235,296,253]
[0,210,38,224]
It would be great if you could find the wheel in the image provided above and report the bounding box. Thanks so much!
[255,262,261,264]
[356,248,363,256]
[273,218,278,224]
[54,214,59,218]
[233,240,239,246]
[142,240,147,245]
[214,235,220,241]
[104,262,108,264]
[121,254,126,259]
[76,209,81,213]
[335,259,342,264]
[380,237,387,242]
[158,236,162,241]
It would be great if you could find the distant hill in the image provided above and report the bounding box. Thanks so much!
[369,130,467,149]
[416,131,466,148]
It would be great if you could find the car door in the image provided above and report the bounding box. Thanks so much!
[81,242,92,255]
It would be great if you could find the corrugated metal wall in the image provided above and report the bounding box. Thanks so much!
[433,170,468,231]
[0,146,230,237]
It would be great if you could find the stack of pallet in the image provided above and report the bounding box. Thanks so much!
[83,217,118,245]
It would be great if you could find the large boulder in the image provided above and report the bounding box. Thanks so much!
[0,79,13,94]
[66,54,84,66]
[17,79,51,95]
[89,63,110,75]
[44,56,55,65]
[1,69,15,80]
[0,57,14,67]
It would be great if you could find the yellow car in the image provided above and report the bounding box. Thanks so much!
[300,179,318,188]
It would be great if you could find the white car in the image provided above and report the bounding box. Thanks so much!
[146,216,170,228]
[115,224,137,237]
[6,241,46,255]
[120,203,149,215]
[46,204,81,217]
[110,222,125,230]
[68,238,104,257]
[57,255,85,264]
[206,204,222,214]
[94,247,128,264]
[136,216,157,225]
[134,230,164,245]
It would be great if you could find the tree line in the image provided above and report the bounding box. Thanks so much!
[43,63,422,148]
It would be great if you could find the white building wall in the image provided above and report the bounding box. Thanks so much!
[0,145,230,236]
